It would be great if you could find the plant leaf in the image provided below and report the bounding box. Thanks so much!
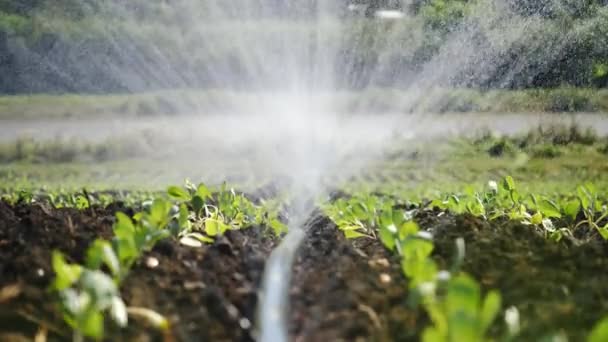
[196,183,212,200]
[167,186,191,201]
[597,227,608,241]
[564,199,580,221]
[80,310,104,339]
[538,199,561,218]
[530,212,543,225]
[344,229,367,239]
[205,218,220,236]
[480,290,501,333]
[502,176,515,192]
[379,225,396,251]
[588,317,608,342]
[86,239,120,278]
[178,204,190,231]
[51,251,82,291]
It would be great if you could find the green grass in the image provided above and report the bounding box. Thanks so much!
[1,123,606,199]
[1,88,608,120]
[342,125,608,198]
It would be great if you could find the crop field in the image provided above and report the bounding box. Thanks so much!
[1,117,608,342]
[3,1,608,341]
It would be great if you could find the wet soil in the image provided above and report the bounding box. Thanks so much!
[0,200,276,341]
[1,200,607,341]
[428,213,608,340]
[288,210,608,341]
[288,215,421,342]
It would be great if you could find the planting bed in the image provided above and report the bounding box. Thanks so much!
[288,210,608,341]
[2,197,607,341]
[0,201,276,341]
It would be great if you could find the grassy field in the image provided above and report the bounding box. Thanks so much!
[1,121,608,341]
[1,88,608,120]
[1,122,606,193]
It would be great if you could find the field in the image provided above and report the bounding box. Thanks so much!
[4,0,608,340]
[2,107,608,341]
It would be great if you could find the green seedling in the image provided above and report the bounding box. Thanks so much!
[574,183,608,239]
[52,192,188,339]
[422,274,502,342]
[52,251,127,340]
[168,182,288,243]
[324,194,388,238]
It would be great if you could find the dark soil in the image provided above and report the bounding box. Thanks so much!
[0,200,276,342]
[288,215,421,342]
[428,213,608,340]
[288,210,608,341]
[1,200,607,341]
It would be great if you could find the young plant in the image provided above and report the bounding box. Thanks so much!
[574,183,608,239]
[52,251,127,340]
[324,194,388,239]
[52,196,180,339]
[422,274,502,342]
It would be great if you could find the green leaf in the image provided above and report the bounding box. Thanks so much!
[422,327,445,342]
[75,195,89,210]
[113,212,138,264]
[219,221,230,235]
[578,186,591,210]
[597,227,608,241]
[352,202,368,220]
[205,218,220,236]
[86,239,120,278]
[79,270,118,308]
[530,212,543,225]
[392,210,406,227]
[178,204,190,231]
[511,189,521,203]
[114,212,135,237]
[399,221,420,240]
[51,251,82,291]
[502,176,515,192]
[588,317,608,342]
[149,199,170,227]
[379,225,396,251]
[402,257,437,287]
[538,199,561,218]
[480,290,501,333]
[564,199,580,221]
[183,232,214,244]
[402,237,434,260]
[80,310,104,339]
[269,218,287,236]
[448,195,460,212]
[446,274,481,317]
[167,186,191,201]
[196,183,212,200]
[60,288,87,318]
[467,198,486,217]
[114,237,139,266]
[584,182,597,196]
[191,195,205,214]
[344,229,367,239]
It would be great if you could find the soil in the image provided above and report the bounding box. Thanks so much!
[0,200,276,342]
[1,201,607,341]
[288,210,608,341]
[288,214,421,342]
